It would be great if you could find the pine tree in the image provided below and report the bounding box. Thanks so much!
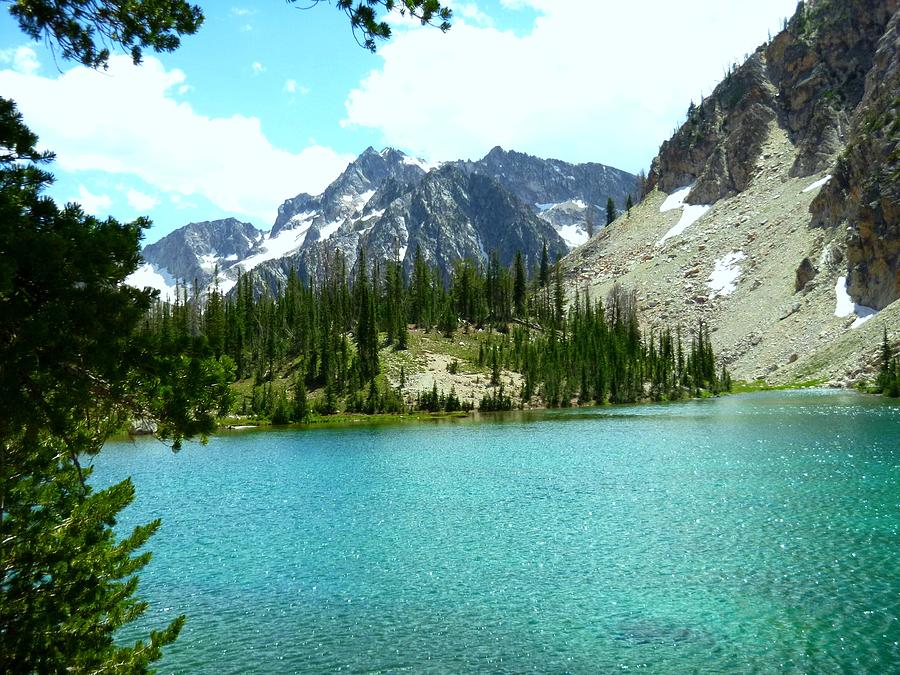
[354,247,379,385]
[539,240,549,288]
[513,250,527,318]
[0,99,234,672]
[625,194,633,217]
[439,297,457,338]
[877,328,898,397]
[553,263,565,327]
[292,374,309,422]
[606,196,616,225]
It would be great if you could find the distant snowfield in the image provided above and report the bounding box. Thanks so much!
[708,251,746,297]
[198,253,219,273]
[534,200,592,248]
[125,262,177,301]
[360,209,385,221]
[834,276,878,328]
[802,175,831,193]
[239,222,312,272]
[403,155,442,173]
[657,184,711,244]
[213,278,234,295]
[318,219,343,242]
[558,224,588,248]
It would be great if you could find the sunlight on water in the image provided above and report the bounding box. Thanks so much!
[96,390,900,672]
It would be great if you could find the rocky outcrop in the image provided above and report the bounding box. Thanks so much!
[455,146,636,211]
[650,0,897,206]
[142,217,262,285]
[795,257,819,292]
[811,5,900,309]
[650,53,779,204]
[649,0,899,310]
[271,146,427,237]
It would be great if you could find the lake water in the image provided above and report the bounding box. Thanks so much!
[96,390,900,673]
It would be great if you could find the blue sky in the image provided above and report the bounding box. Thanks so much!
[0,1,797,244]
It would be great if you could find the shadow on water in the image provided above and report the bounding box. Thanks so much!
[613,617,716,648]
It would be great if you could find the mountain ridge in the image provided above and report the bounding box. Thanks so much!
[131,146,636,298]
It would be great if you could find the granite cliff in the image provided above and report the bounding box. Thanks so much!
[565,0,899,386]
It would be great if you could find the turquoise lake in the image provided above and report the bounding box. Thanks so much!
[96,390,900,673]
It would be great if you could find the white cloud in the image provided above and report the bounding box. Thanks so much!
[126,188,159,212]
[170,193,197,210]
[448,1,493,27]
[283,79,310,96]
[0,45,39,75]
[230,7,255,16]
[0,56,353,224]
[343,0,798,171]
[251,61,265,74]
[76,185,112,215]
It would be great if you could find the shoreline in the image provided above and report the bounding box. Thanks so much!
[211,380,862,434]
[107,385,889,443]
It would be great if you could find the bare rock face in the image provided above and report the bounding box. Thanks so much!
[811,4,900,309]
[795,257,819,292]
[142,217,263,285]
[252,165,569,291]
[454,146,636,213]
[652,53,779,205]
[649,0,898,311]
[649,0,896,205]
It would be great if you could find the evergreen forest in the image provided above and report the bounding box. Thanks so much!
[139,243,732,424]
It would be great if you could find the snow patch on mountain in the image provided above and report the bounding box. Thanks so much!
[707,251,746,297]
[657,185,711,245]
[558,224,589,248]
[403,156,441,172]
[286,210,317,228]
[318,219,343,242]
[834,276,878,328]
[198,253,220,273]
[659,185,693,212]
[802,175,831,193]
[126,262,177,301]
[217,278,238,296]
[240,224,312,272]
[360,209,385,221]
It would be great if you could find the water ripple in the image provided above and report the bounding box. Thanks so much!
[96,391,900,672]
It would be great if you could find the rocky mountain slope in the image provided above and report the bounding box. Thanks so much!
[128,217,263,298]
[132,147,635,298]
[250,163,570,293]
[565,0,899,387]
[454,146,635,242]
